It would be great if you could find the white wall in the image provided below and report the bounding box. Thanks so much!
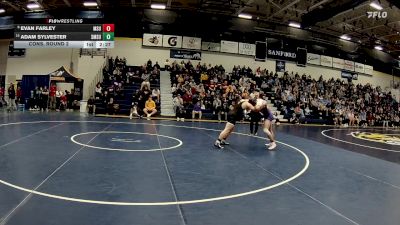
[6,48,77,80]
[76,55,106,99]
[111,38,399,89]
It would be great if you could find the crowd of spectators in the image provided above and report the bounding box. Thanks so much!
[273,72,399,127]
[168,59,399,127]
[94,57,161,118]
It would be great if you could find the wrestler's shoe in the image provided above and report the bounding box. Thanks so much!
[268,142,277,150]
[221,140,230,145]
[214,140,224,149]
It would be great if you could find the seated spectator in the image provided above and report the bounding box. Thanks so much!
[130,89,142,119]
[152,88,160,104]
[58,92,67,111]
[143,96,157,120]
[87,96,95,114]
[192,101,202,120]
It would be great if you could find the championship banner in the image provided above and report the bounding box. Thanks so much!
[162,35,182,48]
[364,65,373,75]
[344,60,355,71]
[355,62,365,73]
[142,33,163,47]
[276,60,286,72]
[332,57,344,69]
[182,36,201,50]
[238,42,256,56]
[170,49,201,60]
[307,53,320,65]
[201,42,221,52]
[320,55,333,67]
[220,40,238,54]
[267,47,297,61]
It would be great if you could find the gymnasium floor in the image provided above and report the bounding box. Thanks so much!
[0,112,399,225]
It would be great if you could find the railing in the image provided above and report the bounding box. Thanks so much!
[88,55,109,99]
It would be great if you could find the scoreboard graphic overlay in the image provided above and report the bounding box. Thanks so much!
[14,19,114,48]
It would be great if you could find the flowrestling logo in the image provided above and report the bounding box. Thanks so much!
[367,11,388,19]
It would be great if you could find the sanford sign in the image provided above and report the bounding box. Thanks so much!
[267,48,297,61]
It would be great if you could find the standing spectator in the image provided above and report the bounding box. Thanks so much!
[173,94,184,121]
[49,83,57,110]
[213,97,222,122]
[87,96,95,114]
[16,86,22,105]
[39,87,47,111]
[143,96,157,120]
[56,88,63,111]
[7,83,16,111]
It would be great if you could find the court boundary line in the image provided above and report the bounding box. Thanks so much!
[0,120,309,206]
[154,124,187,225]
[340,167,400,191]
[321,129,400,153]
[0,124,112,225]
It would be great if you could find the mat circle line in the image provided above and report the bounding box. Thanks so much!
[71,131,183,152]
[0,120,310,205]
[321,129,400,153]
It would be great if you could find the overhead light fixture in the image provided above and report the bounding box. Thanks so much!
[374,46,383,50]
[370,2,383,10]
[27,2,41,9]
[151,3,166,9]
[340,35,351,41]
[289,22,301,28]
[0,9,5,14]
[238,13,252,19]
[83,2,98,7]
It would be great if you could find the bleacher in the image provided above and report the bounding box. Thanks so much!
[94,65,161,116]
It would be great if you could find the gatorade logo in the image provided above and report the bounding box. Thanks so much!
[168,37,177,46]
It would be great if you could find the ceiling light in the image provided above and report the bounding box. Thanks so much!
[0,9,5,14]
[27,2,41,9]
[238,13,252,19]
[289,22,301,28]
[340,35,351,41]
[374,46,383,50]
[83,2,98,7]
[151,3,166,9]
[370,2,383,10]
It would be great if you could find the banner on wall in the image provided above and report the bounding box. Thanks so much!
[142,33,163,47]
[332,57,345,69]
[341,70,358,80]
[320,55,333,67]
[220,40,238,54]
[307,53,321,65]
[355,62,365,73]
[344,60,355,71]
[276,60,286,72]
[364,65,373,75]
[267,47,297,61]
[162,35,182,48]
[238,43,256,56]
[170,49,201,60]
[182,36,201,50]
[201,42,221,52]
